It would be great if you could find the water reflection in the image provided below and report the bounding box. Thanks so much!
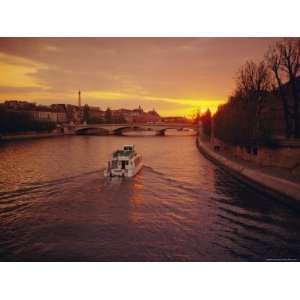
[213,167,300,261]
[0,136,300,261]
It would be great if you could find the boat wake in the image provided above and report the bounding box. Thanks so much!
[142,165,230,201]
[0,169,103,201]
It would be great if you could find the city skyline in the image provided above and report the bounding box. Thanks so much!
[0,37,280,116]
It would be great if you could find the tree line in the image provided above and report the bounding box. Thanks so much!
[202,38,300,147]
[0,107,56,134]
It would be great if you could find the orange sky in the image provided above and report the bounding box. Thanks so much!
[0,38,280,117]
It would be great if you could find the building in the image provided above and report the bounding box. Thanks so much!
[4,100,36,110]
[146,109,161,122]
[110,106,161,123]
[88,106,105,121]
[65,105,82,124]
[161,116,189,123]
[51,104,68,123]
[4,101,56,123]
[3,101,68,124]
[112,109,134,123]
[31,105,57,123]
[1,99,163,125]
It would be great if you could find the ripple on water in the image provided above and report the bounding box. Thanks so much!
[0,136,300,261]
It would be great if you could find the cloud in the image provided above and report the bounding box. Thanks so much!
[0,52,49,89]
[0,86,45,93]
[0,37,280,116]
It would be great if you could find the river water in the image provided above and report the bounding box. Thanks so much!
[0,135,300,261]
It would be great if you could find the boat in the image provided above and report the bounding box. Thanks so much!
[104,145,143,178]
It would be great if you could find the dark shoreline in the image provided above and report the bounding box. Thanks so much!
[0,132,66,141]
[196,136,300,208]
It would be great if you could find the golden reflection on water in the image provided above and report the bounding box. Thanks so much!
[128,175,145,223]
[2,136,300,261]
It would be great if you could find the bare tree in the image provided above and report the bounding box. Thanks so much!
[236,60,272,142]
[265,46,291,137]
[266,38,300,138]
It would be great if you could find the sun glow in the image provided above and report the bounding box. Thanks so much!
[0,50,225,118]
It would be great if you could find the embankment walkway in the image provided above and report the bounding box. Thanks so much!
[196,136,300,205]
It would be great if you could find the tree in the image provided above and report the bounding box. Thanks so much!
[192,110,201,125]
[235,60,272,143]
[105,107,112,123]
[213,60,272,147]
[265,45,291,137]
[214,96,254,146]
[200,109,212,138]
[265,38,300,138]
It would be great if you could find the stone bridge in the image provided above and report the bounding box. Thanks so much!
[69,122,197,136]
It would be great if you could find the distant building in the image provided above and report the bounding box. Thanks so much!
[4,101,57,123]
[65,105,83,124]
[88,106,105,121]
[112,109,134,123]
[161,116,189,123]
[51,104,68,123]
[1,100,163,125]
[31,105,57,123]
[110,106,161,123]
[4,100,36,110]
[146,109,161,122]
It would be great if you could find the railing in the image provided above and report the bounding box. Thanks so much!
[73,122,195,128]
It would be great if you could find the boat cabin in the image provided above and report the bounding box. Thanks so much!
[123,145,135,151]
[105,144,142,177]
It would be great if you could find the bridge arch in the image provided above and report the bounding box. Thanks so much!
[157,127,197,136]
[75,127,110,135]
[71,122,197,136]
[113,125,157,135]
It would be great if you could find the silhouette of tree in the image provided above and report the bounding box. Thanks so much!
[200,109,212,138]
[235,60,272,143]
[208,38,300,146]
[214,96,254,146]
[266,38,300,138]
[192,111,201,125]
[214,61,272,147]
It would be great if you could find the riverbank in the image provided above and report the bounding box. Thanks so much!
[0,132,65,141]
[196,136,300,205]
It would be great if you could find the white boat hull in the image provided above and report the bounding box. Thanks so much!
[104,144,143,178]
[104,162,143,178]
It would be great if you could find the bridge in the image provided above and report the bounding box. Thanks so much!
[69,122,197,135]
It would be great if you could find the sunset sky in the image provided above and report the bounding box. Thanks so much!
[0,38,279,116]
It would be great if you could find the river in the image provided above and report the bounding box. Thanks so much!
[0,135,300,261]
